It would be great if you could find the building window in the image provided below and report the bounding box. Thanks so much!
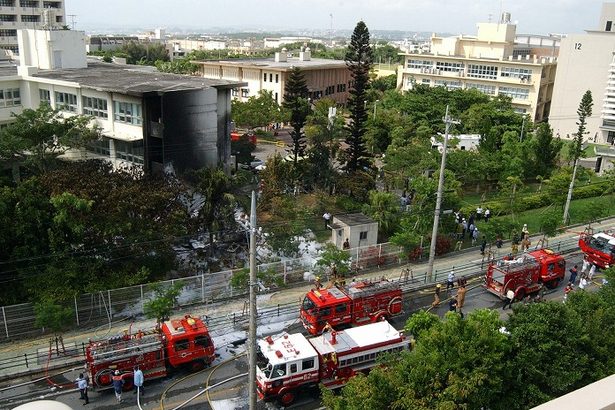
[0,29,16,37]
[275,74,279,83]
[607,131,615,144]
[263,72,267,82]
[20,15,39,23]
[499,86,529,100]
[115,139,144,164]
[359,231,368,240]
[607,21,613,31]
[231,88,239,97]
[55,92,77,112]
[113,101,142,125]
[0,88,20,107]
[39,88,50,103]
[83,96,108,119]
[466,82,496,95]
[19,0,38,7]
[274,92,278,102]
[43,1,61,8]
[0,15,17,22]
[513,108,528,114]
[0,0,15,6]
[434,80,462,90]
[269,73,273,82]
[407,59,432,70]
[500,67,532,82]
[435,61,464,73]
[467,64,498,80]
[86,137,111,157]
[241,88,249,98]
[421,78,431,84]
[55,15,62,23]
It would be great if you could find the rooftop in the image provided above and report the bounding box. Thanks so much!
[32,62,245,96]
[192,57,347,71]
[333,213,376,227]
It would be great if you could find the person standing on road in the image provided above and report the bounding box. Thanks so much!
[76,373,89,405]
[112,370,124,403]
[502,289,515,310]
[581,256,590,275]
[579,275,589,290]
[480,236,487,255]
[446,268,456,292]
[432,284,442,307]
[569,264,579,285]
[133,366,144,395]
[589,264,597,280]
[456,284,467,316]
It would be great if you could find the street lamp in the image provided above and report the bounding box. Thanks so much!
[373,99,380,120]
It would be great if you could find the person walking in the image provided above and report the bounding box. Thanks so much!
[462,219,468,239]
[446,268,456,292]
[133,366,144,395]
[569,264,578,285]
[472,228,479,245]
[589,264,597,280]
[476,206,483,221]
[581,257,590,275]
[343,238,350,250]
[76,373,89,405]
[322,212,331,230]
[468,213,475,227]
[431,284,442,307]
[480,236,487,255]
[502,289,515,310]
[112,370,124,403]
[484,208,491,222]
[563,283,573,303]
[456,284,467,317]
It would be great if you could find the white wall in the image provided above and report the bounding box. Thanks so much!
[18,29,87,70]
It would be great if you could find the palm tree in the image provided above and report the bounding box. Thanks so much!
[362,191,401,237]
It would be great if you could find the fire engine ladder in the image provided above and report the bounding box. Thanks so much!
[89,333,162,365]
[346,280,398,299]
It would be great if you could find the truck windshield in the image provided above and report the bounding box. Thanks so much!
[589,236,614,255]
[302,296,315,312]
[256,347,273,378]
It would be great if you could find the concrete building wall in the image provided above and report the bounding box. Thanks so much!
[549,32,615,143]
[18,29,86,69]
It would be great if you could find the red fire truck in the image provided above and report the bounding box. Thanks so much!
[256,320,410,406]
[85,315,215,390]
[579,230,615,269]
[484,249,566,300]
[299,279,403,335]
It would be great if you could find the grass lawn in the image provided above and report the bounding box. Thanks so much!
[476,193,615,238]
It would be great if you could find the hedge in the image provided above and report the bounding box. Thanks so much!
[460,181,611,217]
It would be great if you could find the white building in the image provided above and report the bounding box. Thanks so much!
[194,48,351,105]
[397,14,557,122]
[1,29,244,174]
[550,2,615,145]
[430,134,480,153]
[263,37,313,49]
[0,0,65,53]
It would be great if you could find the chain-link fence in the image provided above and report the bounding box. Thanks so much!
[0,242,405,341]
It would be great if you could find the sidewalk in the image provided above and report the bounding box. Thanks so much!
[1,217,613,384]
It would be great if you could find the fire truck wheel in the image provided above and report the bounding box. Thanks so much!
[190,359,206,372]
[278,390,295,406]
[121,375,134,392]
[94,369,113,387]
[515,288,525,301]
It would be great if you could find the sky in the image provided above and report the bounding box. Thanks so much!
[67,0,609,35]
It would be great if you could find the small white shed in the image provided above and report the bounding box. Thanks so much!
[330,213,379,250]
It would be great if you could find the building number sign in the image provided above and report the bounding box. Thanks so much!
[574,43,582,50]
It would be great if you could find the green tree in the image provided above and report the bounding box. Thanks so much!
[119,41,169,65]
[570,90,593,163]
[34,299,74,334]
[282,67,309,167]
[362,190,400,238]
[532,122,562,177]
[343,21,373,173]
[231,90,282,130]
[193,168,236,257]
[0,104,102,178]
[143,281,185,324]
[314,243,351,278]
[155,59,198,74]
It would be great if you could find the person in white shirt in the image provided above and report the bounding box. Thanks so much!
[503,289,515,309]
[579,276,588,290]
[589,264,597,280]
[447,268,456,292]
[476,206,483,220]
[581,257,590,275]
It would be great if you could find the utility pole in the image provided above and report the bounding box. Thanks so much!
[519,115,526,142]
[562,159,578,225]
[427,105,459,281]
[248,191,257,410]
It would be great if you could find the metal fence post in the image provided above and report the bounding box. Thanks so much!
[2,306,8,338]
[24,353,28,368]
[140,285,145,315]
[201,273,206,303]
[107,290,111,318]
[74,296,80,327]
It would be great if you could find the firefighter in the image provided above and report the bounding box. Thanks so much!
[314,276,322,289]
[112,370,124,403]
[431,284,442,307]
